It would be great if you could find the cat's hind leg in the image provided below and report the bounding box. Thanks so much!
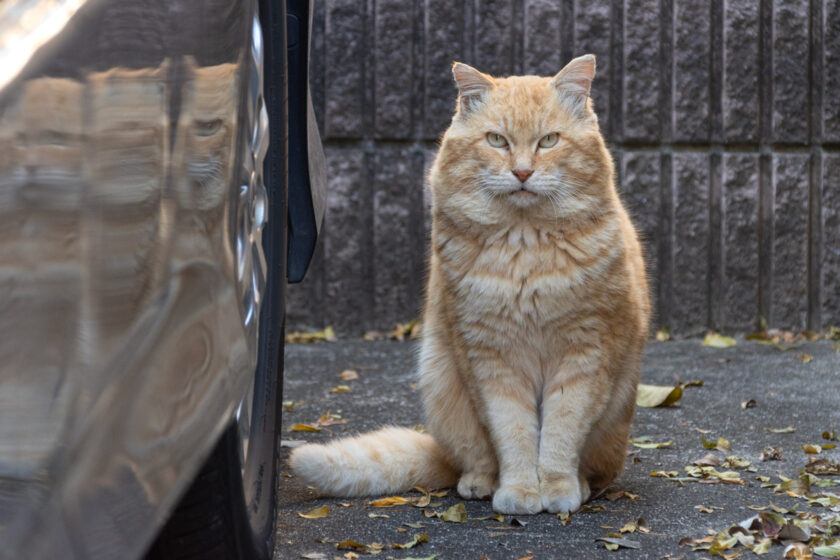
[419,334,498,500]
[579,376,636,492]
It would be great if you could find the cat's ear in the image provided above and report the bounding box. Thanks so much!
[452,62,493,114]
[550,54,596,116]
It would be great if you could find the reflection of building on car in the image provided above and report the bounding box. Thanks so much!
[0,1,324,559]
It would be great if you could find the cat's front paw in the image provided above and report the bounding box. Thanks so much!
[540,473,589,513]
[457,471,496,499]
[492,485,542,514]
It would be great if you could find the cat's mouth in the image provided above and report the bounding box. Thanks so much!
[510,187,537,200]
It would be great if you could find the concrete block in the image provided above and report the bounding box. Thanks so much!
[286,241,325,329]
[324,0,365,138]
[674,0,710,142]
[424,0,464,138]
[722,154,759,330]
[475,0,516,77]
[623,0,661,141]
[374,0,414,138]
[823,155,840,324]
[620,151,661,315]
[772,154,809,329]
[723,0,760,142]
[323,146,372,332]
[523,0,563,76]
[773,0,809,144]
[574,0,612,138]
[373,145,421,325]
[825,0,840,142]
[672,154,710,334]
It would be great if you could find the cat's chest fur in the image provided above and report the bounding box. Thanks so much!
[438,219,620,334]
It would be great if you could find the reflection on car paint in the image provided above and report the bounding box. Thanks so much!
[0,1,267,558]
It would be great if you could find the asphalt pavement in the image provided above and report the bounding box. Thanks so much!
[275,337,840,560]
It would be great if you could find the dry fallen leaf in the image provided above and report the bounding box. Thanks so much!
[298,505,330,519]
[741,399,757,409]
[702,437,731,451]
[330,385,351,394]
[439,502,467,522]
[636,384,683,407]
[693,453,721,466]
[764,426,796,434]
[596,536,641,550]
[803,443,822,454]
[392,533,429,550]
[339,369,359,381]
[369,496,411,507]
[702,332,737,348]
[314,413,349,428]
[805,457,840,475]
[290,424,322,432]
[285,326,337,343]
[390,319,422,341]
[630,436,674,449]
[794,353,813,363]
[650,471,680,478]
[605,490,639,501]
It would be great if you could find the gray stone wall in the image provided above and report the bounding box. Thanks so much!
[287,0,840,336]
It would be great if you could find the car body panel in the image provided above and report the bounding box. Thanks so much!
[0,0,273,557]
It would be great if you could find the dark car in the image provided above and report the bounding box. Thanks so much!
[0,1,324,558]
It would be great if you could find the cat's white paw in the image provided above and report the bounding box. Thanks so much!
[492,485,542,514]
[457,471,496,499]
[539,474,589,513]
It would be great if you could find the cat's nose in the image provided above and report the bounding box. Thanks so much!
[512,168,533,183]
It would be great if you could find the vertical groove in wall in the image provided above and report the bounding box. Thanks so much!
[656,0,673,328]
[757,0,773,324]
[561,0,575,62]
[658,153,674,328]
[708,0,724,329]
[608,0,623,141]
[361,0,376,328]
[808,0,824,329]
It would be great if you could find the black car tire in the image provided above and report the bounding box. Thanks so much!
[143,417,279,560]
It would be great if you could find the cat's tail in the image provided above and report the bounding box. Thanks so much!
[288,426,459,496]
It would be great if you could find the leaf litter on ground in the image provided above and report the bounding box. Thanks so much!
[702,332,737,348]
[298,506,330,519]
[630,436,675,449]
[285,326,337,343]
[636,384,683,408]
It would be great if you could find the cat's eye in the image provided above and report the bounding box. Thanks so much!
[486,132,508,148]
[538,133,559,149]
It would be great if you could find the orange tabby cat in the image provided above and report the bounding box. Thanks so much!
[290,54,650,514]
